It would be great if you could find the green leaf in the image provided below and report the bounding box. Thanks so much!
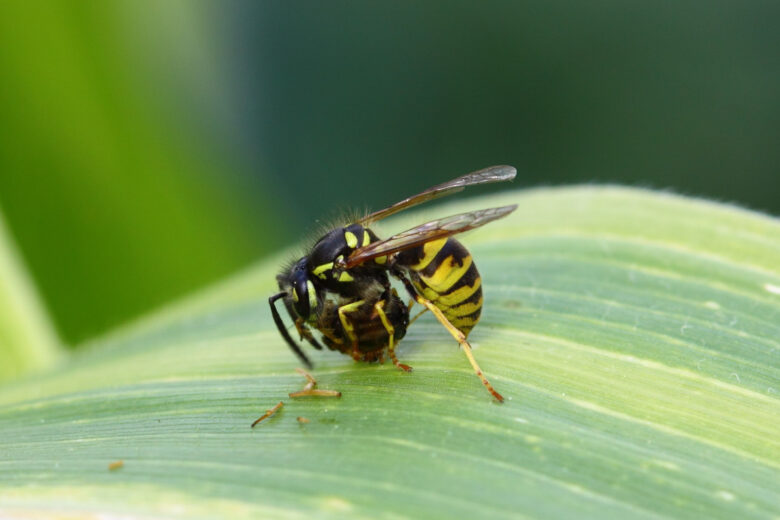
[0,209,61,383]
[1,186,778,519]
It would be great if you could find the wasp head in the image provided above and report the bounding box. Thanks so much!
[277,257,318,321]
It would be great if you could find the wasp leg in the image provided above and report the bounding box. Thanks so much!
[395,272,504,402]
[251,401,284,428]
[374,300,412,372]
[320,328,344,345]
[338,300,364,361]
[289,367,341,398]
[407,307,428,328]
[295,366,317,392]
[295,317,324,350]
[289,388,342,398]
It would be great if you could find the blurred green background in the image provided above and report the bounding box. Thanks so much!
[0,1,778,346]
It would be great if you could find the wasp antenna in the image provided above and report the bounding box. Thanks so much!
[269,292,314,369]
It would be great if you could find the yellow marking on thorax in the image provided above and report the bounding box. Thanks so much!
[436,277,481,307]
[420,255,473,293]
[374,255,387,265]
[344,231,359,248]
[313,262,333,279]
[362,230,371,246]
[338,271,354,282]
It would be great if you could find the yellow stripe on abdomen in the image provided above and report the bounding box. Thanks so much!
[410,238,448,271]
[418,254,473,294]
[406,237,483,336]
[439,296,483,317]
[435,276,481,307]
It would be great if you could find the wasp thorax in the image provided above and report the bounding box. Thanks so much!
[307,224,379,287]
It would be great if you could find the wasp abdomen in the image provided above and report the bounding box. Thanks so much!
[317,292,409,358]
[397,237,483,336]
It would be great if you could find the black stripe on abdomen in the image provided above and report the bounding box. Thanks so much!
[404,238,483,336]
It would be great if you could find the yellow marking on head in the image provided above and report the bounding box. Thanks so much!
[292,289,299,302]
[436,278,481,307]
[344,231,359,248]
[362,230,371,246]
[312,262,333,278]
[338,271,354,282]
[306,280,317,311]
[420,255,473,293]
[411,238,448,271]
[374,255,387,265]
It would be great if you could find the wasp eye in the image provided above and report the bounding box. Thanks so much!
[293,279,305,305]
[290,275,315,320]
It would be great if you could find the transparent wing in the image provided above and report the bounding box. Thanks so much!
[343,204,517,268]
[357,165,517,224]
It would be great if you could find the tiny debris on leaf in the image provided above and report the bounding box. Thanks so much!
[289,368,341,398]
[251,401,284,427]
[289,389,342,398]
[108,460,124,471]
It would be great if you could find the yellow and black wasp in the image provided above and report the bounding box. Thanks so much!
[269,165,517,401]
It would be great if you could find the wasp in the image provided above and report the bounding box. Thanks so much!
[269,165,517,401]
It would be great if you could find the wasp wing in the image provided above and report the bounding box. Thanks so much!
[357,165,516,224]
[344,204,517,269]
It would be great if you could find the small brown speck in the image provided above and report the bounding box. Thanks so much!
[108,460,124,471]
[297,416,310,423]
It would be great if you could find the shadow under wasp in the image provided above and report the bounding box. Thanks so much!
[269,165,517,402]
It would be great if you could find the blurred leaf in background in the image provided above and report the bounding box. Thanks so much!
[0,1,285,346]
[0,209,61,382]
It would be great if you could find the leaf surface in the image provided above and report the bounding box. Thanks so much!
[1,186,778,519]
